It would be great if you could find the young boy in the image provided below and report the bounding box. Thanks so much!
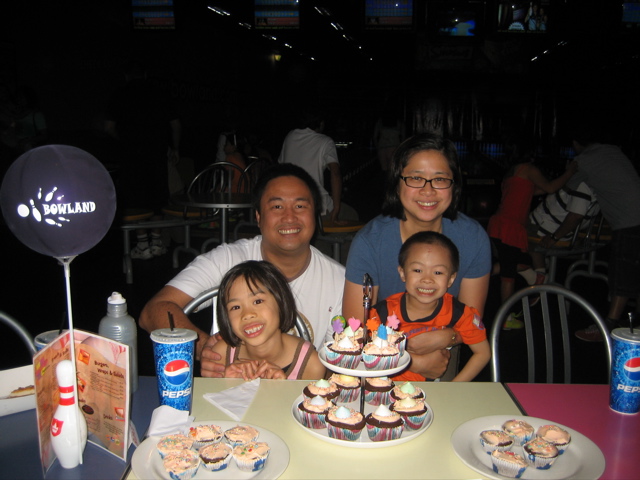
[368,231,491,382]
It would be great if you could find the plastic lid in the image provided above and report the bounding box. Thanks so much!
[107,292,126,305]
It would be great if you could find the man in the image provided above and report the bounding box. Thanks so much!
[563,132,640,342]
[525,179,599,282]
[278,112,347,223]
[139,164,345,376]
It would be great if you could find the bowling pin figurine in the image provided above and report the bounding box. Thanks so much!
[50,360,87,469]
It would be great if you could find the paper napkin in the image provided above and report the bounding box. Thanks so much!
[203,378,260,421]
[147,405,195,436]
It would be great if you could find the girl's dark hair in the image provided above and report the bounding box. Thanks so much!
[216,260,298,347]
[382,132,462,221]
[398,231,460,274]
[251,163,322,221]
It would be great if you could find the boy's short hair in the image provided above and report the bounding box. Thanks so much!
[398,231,460,273]
[216,260,298,347]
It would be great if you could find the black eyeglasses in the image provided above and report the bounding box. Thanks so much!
[400,176,454,189]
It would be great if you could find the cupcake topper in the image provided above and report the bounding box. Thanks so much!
[348,317,361,333]
[386,312,400,330]
[331,317,344,334]
[377,324,388,341]
[366,316,381,334]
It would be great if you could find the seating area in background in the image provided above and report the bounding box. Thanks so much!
[490,284,613,384]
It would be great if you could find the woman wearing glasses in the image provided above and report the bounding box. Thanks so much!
[342,132,491,380]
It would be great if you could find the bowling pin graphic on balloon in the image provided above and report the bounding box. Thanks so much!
[50,360,87,469]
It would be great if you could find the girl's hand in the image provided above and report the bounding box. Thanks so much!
[225,359,261,381]
[254,360,286,380]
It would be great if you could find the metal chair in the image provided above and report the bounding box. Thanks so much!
[233,158,272,241]
[490,284,612,384]
[183,286,313,343]
[1,311,36,355]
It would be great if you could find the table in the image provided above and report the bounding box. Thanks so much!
[317,219,364,262]
[172,192,253,245]
[506,383,640,480]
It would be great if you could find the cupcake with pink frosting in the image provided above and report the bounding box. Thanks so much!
[326,405,366,442]
[536,424,571,454]
[324,336,362,369]
[302,378,339,402]
[364,376,395,406]
[375,312,407,355]
[330,373,361,403]
[390,396,428,430]
[297,395,333,429]
[365,404,404,441]
[362,325,400,370]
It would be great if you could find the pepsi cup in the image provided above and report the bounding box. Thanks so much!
[151,328,197,412]
[609,328,640,414]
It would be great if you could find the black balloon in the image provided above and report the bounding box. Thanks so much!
[0,145,116,257]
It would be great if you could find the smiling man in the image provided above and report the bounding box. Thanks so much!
[139,164,345,377]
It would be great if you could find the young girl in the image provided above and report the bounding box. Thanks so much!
[212,260,326,380]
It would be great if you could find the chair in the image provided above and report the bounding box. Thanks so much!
[233,157,272,241]
[163,161,249,261]
[489,284,612,384]
[315,216,364,263]
[183,286,313,344]
[1,311,36,355]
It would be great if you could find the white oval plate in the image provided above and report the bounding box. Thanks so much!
[132,421,290,479]
[318,346,411,377]
[450,415,605,479]
[290,394,433,448]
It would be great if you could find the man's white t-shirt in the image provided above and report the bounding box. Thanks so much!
[167,236,345,350]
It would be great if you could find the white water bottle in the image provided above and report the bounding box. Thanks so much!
[50,360,88,469]
[99,292,138,392]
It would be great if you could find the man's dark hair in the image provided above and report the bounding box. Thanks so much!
[252,163,322,220]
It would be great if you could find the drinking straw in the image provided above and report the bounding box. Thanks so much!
[168,311,175,331]
[629,312,634,335]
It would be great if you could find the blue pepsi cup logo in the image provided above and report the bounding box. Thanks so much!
[623,357,640,382]
[164,359,191,386]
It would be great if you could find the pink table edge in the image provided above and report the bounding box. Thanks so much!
[505,383,640,480]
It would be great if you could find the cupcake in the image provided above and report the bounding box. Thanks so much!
[324,336,362,369]
[536,424,571,454]
[297,395,333,429]
[362,325,400,370]
[156,434,194,459]
[365,404,404,442]
[187,424,223,449]
[502,419,535,446]
[390,397,428,430]
[523,438,559,469]
[478,429,514,455]
[223,425,260,446]
[364,377,395,406]
[390,382,425,402]
[334,325,365,346]
[162,449,200,480]
[233,441,270,472]
[330,373,361,403]
[490,450,528,478]
[326,405,366,442]
[302,378,340,402]
[199,442,233,472]
[378,312,407,355]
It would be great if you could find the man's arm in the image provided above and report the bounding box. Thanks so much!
[328,162,342,222]
[539,212,584,248]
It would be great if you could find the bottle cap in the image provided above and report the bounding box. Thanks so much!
[107,292,126,305]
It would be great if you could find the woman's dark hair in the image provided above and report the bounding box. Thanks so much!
[216,260,298,347]
[251,163,322,221]
[382,132,462,221]
[398,231,460,274]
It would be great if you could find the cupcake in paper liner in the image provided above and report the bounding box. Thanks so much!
[326,405,366,442]
[162,450,200,480]
[187,424,223,449]
[302,378,339,402]
[390,397,428,430]
[478,429,514,454]
[390,381,425,402]
[199,442,232,472]
[536,424,571,454]
[324,336,362,369]
[502,419,535,446]
[297,395,333,429]
[523,438,559,469]
[233,441,270,472]
[364,376,395,406]
[156,434,194,459]
[330,373,361,403]
[365,404,404,442]
[490,450,528,478]
[223,425,260,447]
[332,316,364,345]
[362,327,400,370]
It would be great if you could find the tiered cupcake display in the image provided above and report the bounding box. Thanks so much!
[292,315,433,447]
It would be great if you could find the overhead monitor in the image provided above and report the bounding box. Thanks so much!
[621,1,640,32]
[254,0,300,29]
[131,0,176,30]
[364,0,414,30]
[425,1,486,38]
[496,1,551,34]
